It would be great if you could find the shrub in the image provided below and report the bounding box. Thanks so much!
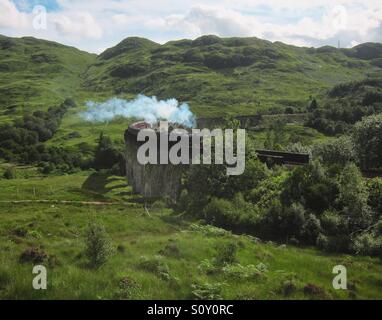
[317,234,350,253]
[117,276,141,299]
[138,256,171,280]
[84,220,114,268]
[313,136,358,166]
[158,242,181,258]
[320,210,342,235]
[40,163,55,174]
[316,234,330,251]
[302,214,322,244]
[353,113,382,170]
[303,283,327,299]
[367,178,382,219]
[351,233,382,257]
[19,247,48,264]
[215,242,238,266]
[280,280,297,296]
[189,223,231,237]
[191,282,224,300]
[197,259,219,275]
[222,264,263,280]
[3,167,16,179]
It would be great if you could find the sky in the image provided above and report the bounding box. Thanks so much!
[0,0,381,53]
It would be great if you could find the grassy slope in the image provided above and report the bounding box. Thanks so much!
[0,167,381,300]
[1,34,381,149]
[82,37,381,117]
[0,35,96,124]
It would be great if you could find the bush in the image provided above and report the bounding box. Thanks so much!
[3,167,16,179]
[40,163,55,174]
[302,214,322,244]
[19,247,48,264]
[158,242,181,258]
[303,283,327,298]
[353,113,382,170]
[317,234,350,253]
[320,210,342,235]
[117,276,141,299]
[138,256,171,280]
[191,282,224,300]
[215,242,238,266]
[351,233,382,257]
[84,220,114,268]
[280,280,297,296]
[222,263,263,280]
[313,136,358,166]
[367,178,382,219]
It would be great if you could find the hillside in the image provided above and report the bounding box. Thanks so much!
[0,34,381,152]
[0,166,381,299]
[83,36,382,116]
[307,76,382,135]
[0,35,96,124]
[0,34,382,301]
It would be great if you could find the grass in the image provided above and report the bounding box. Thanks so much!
[0,35,381,300]
[1,34,380,152]
[0,168,381,300]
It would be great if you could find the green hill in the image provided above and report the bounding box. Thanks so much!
[0,35,96,123]
[1,34,381,120]
[83,36,381,116]
[1,34,382,148]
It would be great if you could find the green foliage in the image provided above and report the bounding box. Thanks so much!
[138,256,173,281]
[352,233,382,257]
[84,220,114,268]
[215,242,238,266]
[0,100,86,170]
[367,178,382,218]
[3,167,16,179]
[0,170,381,299]
[313,136,358,166]
[93,132,124,174]
[117,276,141,299]
[337,163,371,231]
[191,282,224,300]
[281,160,337,214]
[307,77,382,135]
[352,113,382,170]
[221,263,264,280]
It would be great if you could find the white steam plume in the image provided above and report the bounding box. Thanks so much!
[80,95,196,127]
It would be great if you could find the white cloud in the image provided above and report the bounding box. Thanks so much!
[143,3,382,48]
[0,0,381,53]
[0,0,28,29]
[54,12,103,39]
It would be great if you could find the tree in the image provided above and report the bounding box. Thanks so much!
[308,98,318,111]
[93,132,123,171]
[314,136,358,166]
[352,114,382,169]
[337,163,371,232]
[281,160,337,214]
[367,178,382,221]
[84,220,114,268]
